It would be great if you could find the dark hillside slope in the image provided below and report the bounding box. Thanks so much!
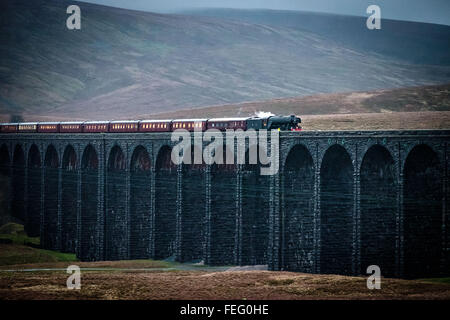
[184,8,450,66]
[0,1,449,120]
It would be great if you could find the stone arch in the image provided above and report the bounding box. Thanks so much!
[0,145,11,223]
[180,145,206,262]
[282,144,315,272]
[26,144,41,237]
[105,145,127,260]
[61,145,78,253]
[80,144,99,261]
[129,145,152,259]
[241,145,270,266]
[320,144,354,275]
[403,144,442,278]
[209,145,236,265]
[42,145,59,249]
[154,145,177,259]
[360,144,396,277]
[0,144,10,172]
[12,145,25,222]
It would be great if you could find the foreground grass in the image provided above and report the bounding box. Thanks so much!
[0,223,76,266]
[0,223,176,269]
[0,245,449,299]
[0,244,76,266]
[1,223,449,300]
[0,223,40,247]
[419,278,450,285]
[1,269,450,300]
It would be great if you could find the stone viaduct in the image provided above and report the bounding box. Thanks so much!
[0,130,448,279]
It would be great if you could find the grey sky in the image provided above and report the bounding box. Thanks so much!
[78,0,450,25]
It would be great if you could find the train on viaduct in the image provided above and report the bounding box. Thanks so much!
[0,129,448,279]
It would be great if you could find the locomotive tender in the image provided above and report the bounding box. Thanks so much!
[0,115,301,134]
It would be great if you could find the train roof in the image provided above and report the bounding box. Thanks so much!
[83,121,110,124]
[60,121,85,125]
[208,117,249,122]
[18,122,38,125]
[1,123,18,126]
[109,120,140,124]
[172,119,208,122]
[139,119,172,123]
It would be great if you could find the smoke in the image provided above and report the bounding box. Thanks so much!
[255,111,275,118]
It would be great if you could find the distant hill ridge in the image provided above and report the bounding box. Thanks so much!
[18,84,450,123]
[0,0,449,120]
[145,83,450,120]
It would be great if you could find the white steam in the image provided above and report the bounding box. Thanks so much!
[255,111,275,118]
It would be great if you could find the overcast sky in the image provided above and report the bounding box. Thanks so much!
[78,0,450,25]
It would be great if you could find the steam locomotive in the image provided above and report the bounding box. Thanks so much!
[0,115,302,133]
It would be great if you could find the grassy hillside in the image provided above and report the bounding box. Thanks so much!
[144,84,450,130]
[142,83,450,117]
[22,84,450,130]
[0,0,449,121]
[0,223,76,266]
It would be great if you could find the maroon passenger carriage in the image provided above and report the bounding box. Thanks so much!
[60,122,84,133]
[18,123,38,133]
[109,120,140,133]
[0,123,18,133]
[172,119,207,132]
[207,117,248,131]
[37,122,59,133]
[139,120,172,132]
[83,121,109,133]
